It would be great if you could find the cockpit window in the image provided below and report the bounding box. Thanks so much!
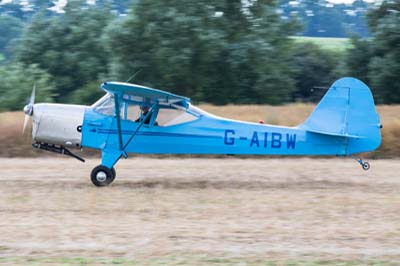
[156,107,198,126]
[92,94,199,126]
[93,93,115,116]
[123,101,141,121]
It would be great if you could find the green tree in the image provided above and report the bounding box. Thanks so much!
[17,1,114,102]
[68,81,106,105]
[106,0,298,104]
[366,0,400,103]
[345,36,372,85]
[96,0,133,13]
[291,42,343,101]
[279,0,371,37]
[106,0,225,99]
[218,0,299,104]
[343,0,400,104]
[0,14,23,58]
[0,63,54,111]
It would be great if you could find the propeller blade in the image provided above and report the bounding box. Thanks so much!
[30,83,36,105]
[22,83,36,135]
[22,114,30,135]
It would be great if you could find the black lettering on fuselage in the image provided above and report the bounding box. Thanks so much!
[271,132,282,148]
[250,132,259,147]
[286,133,296,149]
[264,132,268,148]
[224,129,235,145]
[223,130,296,150]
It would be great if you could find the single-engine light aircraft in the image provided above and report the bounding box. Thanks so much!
[23,77,382,186]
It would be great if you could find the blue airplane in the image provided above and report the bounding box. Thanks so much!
[23,77,382,186]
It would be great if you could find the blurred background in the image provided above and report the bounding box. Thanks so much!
[0,0,399,157]
[0,2,400,265]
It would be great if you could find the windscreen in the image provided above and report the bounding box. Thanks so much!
[92,93,115,116]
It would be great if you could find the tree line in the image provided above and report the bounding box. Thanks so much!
[0,0,399,110]
[279,0,371,38]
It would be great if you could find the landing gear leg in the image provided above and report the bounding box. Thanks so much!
[351,156,370,171]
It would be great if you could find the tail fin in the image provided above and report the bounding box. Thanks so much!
[301,77,381,154]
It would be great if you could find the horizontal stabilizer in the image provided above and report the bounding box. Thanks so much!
[304,128,364,139]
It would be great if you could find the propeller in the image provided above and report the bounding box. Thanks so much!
[22,84,36,135]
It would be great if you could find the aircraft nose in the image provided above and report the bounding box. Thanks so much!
[31,104,86,148]
[23,104,33,116]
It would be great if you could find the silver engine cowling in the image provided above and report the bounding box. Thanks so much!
[31,103,86,148]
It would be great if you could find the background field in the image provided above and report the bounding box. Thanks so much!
[292,36,351,52]
[0,157,399,265]
[0,104,399,158]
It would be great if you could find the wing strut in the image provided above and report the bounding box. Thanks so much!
[114,93,124,151]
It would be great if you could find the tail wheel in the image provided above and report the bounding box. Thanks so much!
[91,165,114,186]
[362,162,370,171]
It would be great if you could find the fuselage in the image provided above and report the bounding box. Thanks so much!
[30,95,379,158]
[81,104,352,156]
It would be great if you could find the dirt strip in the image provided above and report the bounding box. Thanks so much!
[0,157,399,261]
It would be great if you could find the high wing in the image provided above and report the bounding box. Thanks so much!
[101,82,190,107]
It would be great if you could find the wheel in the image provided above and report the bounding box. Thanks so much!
[111,167,116,179]
[362,162,370,171]
[91,165,114,186]
[110,167,116,183]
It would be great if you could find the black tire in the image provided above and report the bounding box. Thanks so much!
[91,165,114,186]
[110,167,116,183]
[362,162,370,171]
[111,167,116,178]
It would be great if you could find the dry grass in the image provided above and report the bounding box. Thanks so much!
[0,104,399,157]
[200,103,315,126]
[0,157,399,264]
[0,112,36,157]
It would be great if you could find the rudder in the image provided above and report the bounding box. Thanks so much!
[300,77,381,154]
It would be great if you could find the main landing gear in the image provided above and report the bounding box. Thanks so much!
[91,165,116,186]
[352,156,370,171]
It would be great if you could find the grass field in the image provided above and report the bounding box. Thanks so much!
[0,257,398,265]
[0,157,399,265]
[1,104,398,158]
[292,36,351,52]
